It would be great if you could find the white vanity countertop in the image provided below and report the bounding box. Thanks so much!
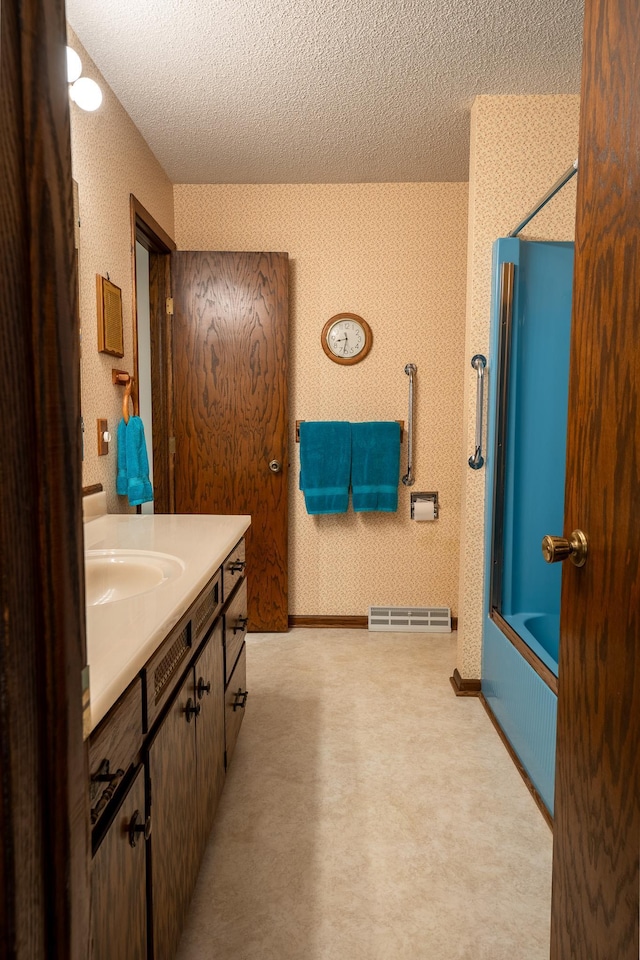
[85,513,250,734]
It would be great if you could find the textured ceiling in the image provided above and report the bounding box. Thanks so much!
[66,0,584,184]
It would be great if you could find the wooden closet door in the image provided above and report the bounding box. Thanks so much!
[550,0,640,956]
[172,251,289,632]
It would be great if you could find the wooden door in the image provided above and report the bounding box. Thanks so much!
[550,0,640,956]
[194,622,226,849]
[91,767,147,960]
[1,0,89,955]
[148,669,199,960]
[172,251,289,631]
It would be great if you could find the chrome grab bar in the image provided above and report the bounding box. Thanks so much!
[402,363,417,486]
[468,355,487,470]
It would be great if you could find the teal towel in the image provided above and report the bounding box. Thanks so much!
[351,421,400,512]
[299,421,351,515]
[125,416,154,507]
[116,417,128,496]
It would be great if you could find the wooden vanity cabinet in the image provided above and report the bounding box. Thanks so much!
[90,536,248,960]
[91,765,147,960]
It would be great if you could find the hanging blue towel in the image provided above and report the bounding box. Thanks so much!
[299,421,351,515]
[125,416,154,507]
[116,417,128,496]
[351,421,400,512]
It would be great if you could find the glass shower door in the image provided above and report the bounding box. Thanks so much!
[490,238,574,676]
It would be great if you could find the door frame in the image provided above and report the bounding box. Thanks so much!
[130,196,176,513]
[0,0,90,954]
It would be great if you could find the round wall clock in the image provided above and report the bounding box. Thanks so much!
[321,313,373,365]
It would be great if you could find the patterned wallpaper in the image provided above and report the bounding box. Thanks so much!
[174,183,469,616]
[457,95,580,678]
[69,28,175,513]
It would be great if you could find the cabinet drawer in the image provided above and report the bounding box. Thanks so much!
[222,537,246,602]
[224,578,247,686]
[224,643,247,768]
[89,678,143,830]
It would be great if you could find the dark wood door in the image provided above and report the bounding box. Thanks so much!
[1,0,89,955]
[194,622,226,848]
[148,669,199,960]
[550,0,640,956]
[91,767,147,960]
[172,251,289,631]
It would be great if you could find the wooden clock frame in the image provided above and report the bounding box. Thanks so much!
[321,313,373,365]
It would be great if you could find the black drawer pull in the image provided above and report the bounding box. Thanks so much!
[232,617,248,635]
[90,767,125,824]
[91,758,120,784]
[232,689,248,711]
[229,559,246,574]
[128,809,152,848]
[185,698,201,722]
[196,677,211,699]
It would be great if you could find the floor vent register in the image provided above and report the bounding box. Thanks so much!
[368,606,452,633]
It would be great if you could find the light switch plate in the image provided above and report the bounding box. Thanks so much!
[97,418,109,456]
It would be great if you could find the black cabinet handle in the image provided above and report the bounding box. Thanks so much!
[91,758,121,783]
[185,698,201,723]
[196,677,211,699]
[229,559,246,574]
[128,809,152,848]
[232,617,248,635]
[232,689,249,711]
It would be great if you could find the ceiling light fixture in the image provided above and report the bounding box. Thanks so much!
[66,45,103,112]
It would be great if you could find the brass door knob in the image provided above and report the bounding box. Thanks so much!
[541,530,588,567]
[268,459,282,473]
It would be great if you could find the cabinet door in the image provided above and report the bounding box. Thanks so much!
[194,620,225,849]
[224,643,248,769]
[91,766,147,960]
[148,668,199,960]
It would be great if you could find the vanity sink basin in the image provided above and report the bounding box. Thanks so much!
[85,550,185,606]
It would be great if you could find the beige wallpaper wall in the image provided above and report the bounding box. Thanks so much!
[68,28,175,512]
[457,95,580,678]
[174,183,468,616]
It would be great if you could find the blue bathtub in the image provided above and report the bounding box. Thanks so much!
[505,613,559,676]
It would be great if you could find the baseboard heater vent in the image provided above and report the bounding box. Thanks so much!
[368,606,451,633]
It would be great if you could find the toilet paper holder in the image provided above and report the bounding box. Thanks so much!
[411,492,439,520]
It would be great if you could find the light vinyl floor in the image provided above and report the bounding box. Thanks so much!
[177,629,552,960]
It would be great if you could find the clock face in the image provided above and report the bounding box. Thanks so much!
[321,314,372,365]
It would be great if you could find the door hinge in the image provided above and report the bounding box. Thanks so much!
[81,666,91,740]
[169,437,176,456]
[166,297,174,316]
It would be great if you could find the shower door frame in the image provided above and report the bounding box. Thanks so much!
[485,239,573,695]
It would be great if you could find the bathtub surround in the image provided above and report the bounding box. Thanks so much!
[457,95,580,680]
[68,28,174,511]
[174,183,468,618]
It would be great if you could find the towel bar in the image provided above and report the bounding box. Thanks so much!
[295,420,404,443]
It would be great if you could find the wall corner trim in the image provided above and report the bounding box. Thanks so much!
[449,668,482,696]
